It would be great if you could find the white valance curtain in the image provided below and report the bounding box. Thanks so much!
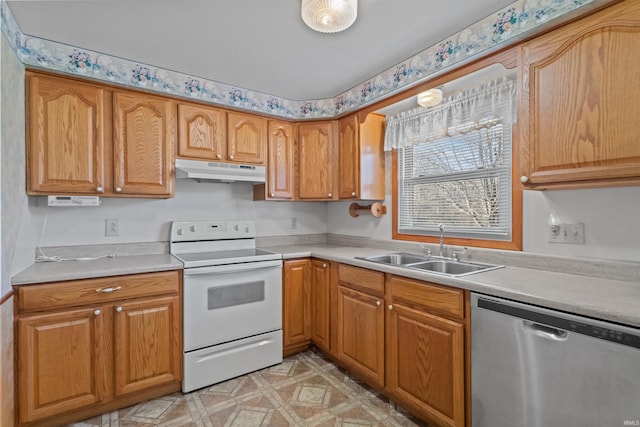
[384,76,517,151]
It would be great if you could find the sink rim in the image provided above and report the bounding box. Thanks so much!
[356,253,504,277]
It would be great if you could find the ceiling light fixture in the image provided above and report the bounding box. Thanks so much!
[301,0,358,33]
[417,88,444,107]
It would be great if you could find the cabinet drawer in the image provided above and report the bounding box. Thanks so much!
[17,271,180,313]
[338,264,384,297]
[388,276,464,320]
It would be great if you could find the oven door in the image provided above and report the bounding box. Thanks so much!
[183,259,282,352]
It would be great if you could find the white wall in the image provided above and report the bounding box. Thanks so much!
[327,154,640,263]
[23,179,327,249]
[522,188,640,261]
[1,34,27,295]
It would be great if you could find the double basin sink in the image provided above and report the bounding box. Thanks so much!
[356,252,503,277]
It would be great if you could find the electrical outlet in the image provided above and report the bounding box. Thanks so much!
[548,223,584,244]
[105,219,119,237]
[289,217,297,229]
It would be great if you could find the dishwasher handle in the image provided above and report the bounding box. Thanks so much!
[523,320,568,341]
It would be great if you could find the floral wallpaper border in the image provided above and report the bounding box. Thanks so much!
[1,0,611,120]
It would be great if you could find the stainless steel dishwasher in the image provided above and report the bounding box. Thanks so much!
[471,293,640,427]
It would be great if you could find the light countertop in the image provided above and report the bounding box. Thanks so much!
[12,253,183,285]
[11,243,640,328]
[262,243,640,328]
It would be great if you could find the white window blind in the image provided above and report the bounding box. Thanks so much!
[393,76,515,241]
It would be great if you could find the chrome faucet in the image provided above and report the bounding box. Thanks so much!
[438,224,445,257]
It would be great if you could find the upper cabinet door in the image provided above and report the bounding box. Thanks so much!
[267,120,295,199]
[520,0,640,188]
[227,112,267,164]
[27,73,107,195]
[298,121,336,200]
[112,91,175,197]
[338,114,359,199]
[177,103,226,161]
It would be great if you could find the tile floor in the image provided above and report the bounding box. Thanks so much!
[70,349,427,427]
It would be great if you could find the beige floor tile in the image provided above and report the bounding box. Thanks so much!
[69,349,426,427]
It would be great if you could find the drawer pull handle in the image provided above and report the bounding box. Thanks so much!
[376,300,381,306]
[94,309,101,316]
[116,306,123,312]
[96,286,121,293]
[388,304,393,311]
[322,263,327,268]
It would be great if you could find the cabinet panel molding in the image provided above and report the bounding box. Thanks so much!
[520,0,640,188]
[27,73,107,194]
[177,103,226,161]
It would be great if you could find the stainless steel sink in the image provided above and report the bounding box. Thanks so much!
[362,253,429,265]
[357,253,503,277]
[408,260,500,276]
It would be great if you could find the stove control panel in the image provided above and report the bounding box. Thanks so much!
[170,220,256,242]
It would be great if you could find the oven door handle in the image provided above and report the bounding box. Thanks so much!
[183,259,282,276]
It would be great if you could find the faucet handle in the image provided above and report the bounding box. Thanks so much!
[420,243,432,256]
[452,247,468,261]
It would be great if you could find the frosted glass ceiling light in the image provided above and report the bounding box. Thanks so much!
[302,0,358,33]
[417,88,444,107]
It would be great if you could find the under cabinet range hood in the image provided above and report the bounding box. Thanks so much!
[175,158,266,184]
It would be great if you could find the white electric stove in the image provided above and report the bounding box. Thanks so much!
[170,220,283,392]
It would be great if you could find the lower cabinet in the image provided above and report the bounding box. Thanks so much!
[113,295,181,396]
[335,264,386,387]
[282,258,333,356]
[282,259,311,355]
[15,271,182,427]
[282,260,469,427]
[309,259,331,352]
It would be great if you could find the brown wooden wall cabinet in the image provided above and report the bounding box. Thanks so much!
[27,72,175,198]
[519,0,640,189]
[254,120,296,201]
[177,102,227,161]
[226,112,267,164]
[297,121,337,200]
[15,271,182,427]
[112,91,175,196]
[338,113,385,200]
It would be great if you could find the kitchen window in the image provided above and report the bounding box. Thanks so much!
[386,73,521,250]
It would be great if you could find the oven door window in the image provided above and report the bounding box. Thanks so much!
[207,281,265,309]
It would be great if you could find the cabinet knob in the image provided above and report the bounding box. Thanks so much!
[388,305,393,311]
[115,187,122,192]
[328,193,332,198]
[351,192,356,197]
[96,186,104,193]
[376,300,381,306]
[520,175,529,183]
[322,263,327,268]
[116,306,123,312]
[229,155,234,160]
[270,193,275,198]
[94,309,101,316]
[216,154,222,159]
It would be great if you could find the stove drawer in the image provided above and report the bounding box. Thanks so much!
[183,330,282,392]
[17,271,180,312]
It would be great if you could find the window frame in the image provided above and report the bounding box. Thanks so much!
[391,123,522,250]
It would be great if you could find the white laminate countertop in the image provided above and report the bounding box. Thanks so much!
[11,243,640,328]
[12,253,183,285]
[261,243,640,328]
